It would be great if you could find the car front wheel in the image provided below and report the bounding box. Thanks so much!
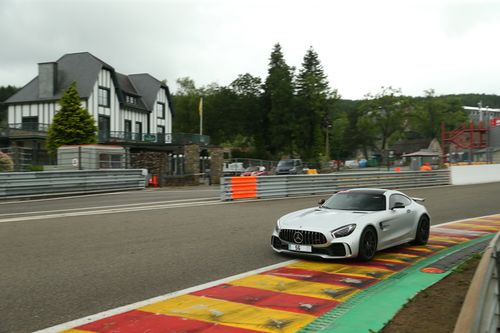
[412,215,430,245]
[358,227,377,261]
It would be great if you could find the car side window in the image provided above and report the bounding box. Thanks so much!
[389,194,410,208]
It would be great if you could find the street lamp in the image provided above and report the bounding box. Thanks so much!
[325,123,332,160]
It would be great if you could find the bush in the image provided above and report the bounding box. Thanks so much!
[0,152,14,172]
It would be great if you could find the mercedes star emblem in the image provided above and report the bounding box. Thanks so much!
[293,231,304,244]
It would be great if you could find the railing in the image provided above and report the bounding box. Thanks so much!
[0,169,148,199]
[453,232,500,333]
[2,123,50,138]
[221,170,451,201]
[1,124,210,146]
[6,123,51,132]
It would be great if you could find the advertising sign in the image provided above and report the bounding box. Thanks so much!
[490,118,500,127]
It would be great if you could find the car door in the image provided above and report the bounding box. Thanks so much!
[378,194,417,248]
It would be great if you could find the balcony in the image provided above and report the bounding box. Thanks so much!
[1,123,50,139]
[1,124,209,146]
[102,131,210,146]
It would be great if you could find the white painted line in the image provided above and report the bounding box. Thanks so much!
[0,200,225,223]
[0,191,132,205]
[33,259,299,333]
[0,197,219,217]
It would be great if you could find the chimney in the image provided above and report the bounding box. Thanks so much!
[38,62,57,98]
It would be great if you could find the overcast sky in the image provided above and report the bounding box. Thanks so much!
[0,0,499,100]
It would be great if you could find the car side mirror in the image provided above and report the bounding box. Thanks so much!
[391,202,405,210]
[318,199,325,206]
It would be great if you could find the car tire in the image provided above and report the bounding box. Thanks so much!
[358,227,377,261]
[411,215,430,245]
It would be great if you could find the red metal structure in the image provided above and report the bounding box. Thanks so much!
[441,122,488,163]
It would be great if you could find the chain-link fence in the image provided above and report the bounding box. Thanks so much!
[0,147,54,171]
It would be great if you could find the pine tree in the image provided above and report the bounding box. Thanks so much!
[263,43,296,157]
[46,82,97,156]
[295,47,334,161]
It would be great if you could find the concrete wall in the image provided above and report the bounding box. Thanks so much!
[450,164,500,185]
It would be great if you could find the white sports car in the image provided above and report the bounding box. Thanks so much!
[271,188,430,261]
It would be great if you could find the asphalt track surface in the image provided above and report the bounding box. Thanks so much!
[0,183,499,332]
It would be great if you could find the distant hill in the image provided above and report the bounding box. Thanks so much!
[338,94,500,109]
[441,94,500,108]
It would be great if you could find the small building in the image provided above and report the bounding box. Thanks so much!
[402,150,440,170]
[57,144,126,170]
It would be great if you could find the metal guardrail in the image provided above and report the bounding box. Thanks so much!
[221,170,451,200]
[454,232,500,333]
[0,169,148,199]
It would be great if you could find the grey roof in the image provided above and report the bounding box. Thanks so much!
[128,74,163,110]
[5,52,171,114]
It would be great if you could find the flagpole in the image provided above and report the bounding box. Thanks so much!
[199,97,203,135]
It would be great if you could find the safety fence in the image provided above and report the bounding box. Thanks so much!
[454,232,500,333]
[0,169,148,199]
[221,170,451,201]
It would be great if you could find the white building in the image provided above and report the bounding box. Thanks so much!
[4,52,175,150]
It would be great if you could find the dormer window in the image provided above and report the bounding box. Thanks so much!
[126,95,137,104]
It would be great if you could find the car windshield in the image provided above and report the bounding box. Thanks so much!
[245,166,259,172]
[278,160,294,167]
[322,192,386,211]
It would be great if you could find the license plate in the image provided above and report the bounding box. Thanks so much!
[288,244,312,252]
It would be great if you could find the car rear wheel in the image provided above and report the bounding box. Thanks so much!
[412,215,430,245]
[358,227,377,261]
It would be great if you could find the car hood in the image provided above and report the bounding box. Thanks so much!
[279,207,380,232]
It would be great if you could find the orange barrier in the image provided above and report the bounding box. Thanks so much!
[148,175,158,187]
[230,176,257,199]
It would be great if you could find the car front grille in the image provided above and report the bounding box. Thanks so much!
[279,229,327,245]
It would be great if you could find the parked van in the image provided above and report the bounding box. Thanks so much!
[276,159,304,175]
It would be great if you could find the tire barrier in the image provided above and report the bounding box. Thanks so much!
[221,170,451,201]
[453,231,500,333]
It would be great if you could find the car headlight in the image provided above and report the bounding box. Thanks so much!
[332,224,356,238]
[275,219,281,233]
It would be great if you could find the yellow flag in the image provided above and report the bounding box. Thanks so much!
[198,97,203,117]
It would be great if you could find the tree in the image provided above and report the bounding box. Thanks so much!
[229,74,265,156]
[295,47,336,161]
[46,82,97,156]
[263,43,296,157]
[409,89,466,140]
[357,87,409,156]
[171,77,201,134]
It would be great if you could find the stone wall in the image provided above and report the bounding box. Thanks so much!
[129,145,224,186]
[208,147,224,185]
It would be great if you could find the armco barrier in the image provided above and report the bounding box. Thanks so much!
[453,232,500,333]
[221,170,450,201]
[0,169,148,199]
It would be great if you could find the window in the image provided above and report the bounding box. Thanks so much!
[126,95,137,104]
[98,115,110,142]
[135,122,142,141]
[124,120,132,140]
[389,194,411,208]
[99,153,122,169]
[157,102,165,119]
[157,125,165,143]
[98,87,110,107]
[22,116,39,131]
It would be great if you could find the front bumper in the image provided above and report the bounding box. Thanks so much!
[271,235,355,259]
